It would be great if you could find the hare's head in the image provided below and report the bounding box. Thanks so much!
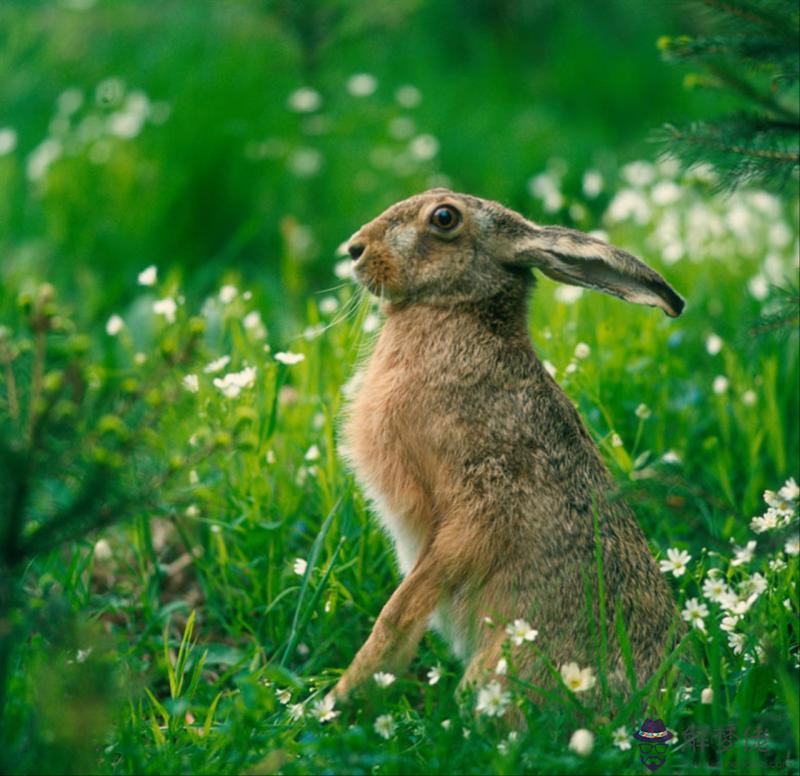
[346,189,684,316]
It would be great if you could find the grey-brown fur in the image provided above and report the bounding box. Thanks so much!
[333,189,685,708]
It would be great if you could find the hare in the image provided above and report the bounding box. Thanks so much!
[334,189,685,707]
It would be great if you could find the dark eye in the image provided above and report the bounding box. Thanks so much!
[430,205,460,231]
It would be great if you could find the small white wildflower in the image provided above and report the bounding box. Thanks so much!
[784,535,799,556]
[495,658,508,676]
[203,355,230,374]
[182,374,199,393]
[440,719,451,730]
[287,87,321,113]
[582,170,603,198]
[409,133,439,161]
[276,688,291,705]
[363,313,380,333]
[569,728,595,757]
[310,695,339,723]
[728,632,745,654]
[373,671,396,688]
[293,558,307,576]
[505,618,538,646]
[769,556,787,572]
[137,265,157,286]
[554,285,583,304]
[702,576,731,603]
[106,314,124,336]
[153,297,177,323]
[720,615,739,632]
[738,572,767,598]
[93,539,112,561]
[611,433,623,448]
[742,389,757,406]
[347,73,377,97]
[705,334,723,355]
[659,548,691,577]
[560,662,596,693]
[219,285,237,303]
[76,648,93,664]
[612,726,632,751]
[395,84,422,108]
[475,680,510,717]
[305,445,320,461]
[275,351,305,365]
[662,450,681,464]
[574,342,591,359]
[731,540,757,566]
[243,310,265,335]
[374,713,396,740]
[635,403,652,420]
[0,127,18,156]
[319,296,338,315]
[565,361,578,375]
[779,477,799,502]
[288,703,305,721]
[212,366,256,398]
[185,505,199,518]
[651,180,682,206]
[542,360,557,378]
[748,274,770,300]
[713,375,729,395]
[134,352,147,365]
[427,665,442,685]
[750,508,782,533]
[701,687,713,705]
[681,598,709,631]
[334,258,352,279]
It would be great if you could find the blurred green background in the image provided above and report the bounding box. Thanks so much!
[1,0,726,331]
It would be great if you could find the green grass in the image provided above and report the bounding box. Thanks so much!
[0,159,797,774]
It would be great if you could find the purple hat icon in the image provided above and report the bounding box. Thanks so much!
[634,718,674,743]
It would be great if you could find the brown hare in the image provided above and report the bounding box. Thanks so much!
[334,189,685,708]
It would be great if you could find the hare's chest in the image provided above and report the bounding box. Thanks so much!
[340,366,433,575]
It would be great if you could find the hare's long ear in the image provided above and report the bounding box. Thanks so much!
[505,223,685,317]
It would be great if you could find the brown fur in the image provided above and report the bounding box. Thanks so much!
[333,190,685,706]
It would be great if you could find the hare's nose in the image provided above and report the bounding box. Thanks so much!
[348,243,365,261]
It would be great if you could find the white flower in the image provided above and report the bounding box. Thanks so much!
[374,714,396,740]
[427,665,442,685]
[560,662,596,693]
[185,505,199,518]
[440,719,451,730]
[713,375,729,395]
[204,355,231,374]
[662,450,681,465]
[542,360,557,378]
[554,285,583,304]
[569,728,595,757]
[701,687,713,705]
[243,311,265,337]
[770,556,787,572]
[288,703,305,721]
[783,598,792,611]
[606,189,651,224]
[305,445,320,461]
[731,540,757,566]
[288,87,321,113]
[705,334,723,355]
[153,297,177,323]
[582,170,603,198]
[394,84,422,108]
[213,366,256,398]
[738,572,767,599]
[310,695,339,723]
[219,284,237,303]
[611,433,623,448]
[784,535,799,556]
[495,658,508,676]
[651,180,682,206]
[728,632,745,654]
[779,477,799,502]
[681,598,709,631]
[276,688,291,705]
[750,508,782,533]
[505,618,539,646]
[319,296,338,315]
[182,374,199,393]
[742,389,757,406]
[409,133,439,161]
[293,558,307,576]
[275,351,305,365]
[76,648,93,664]
[702,576,731,603]
[373,672,396,688]
[612,726,631,750]
[106,314,124,336]
[137,265,157,286]
[574,342,591,359]
[347,73,377,97]
[635,403,652,420]
[622,160,655,187]
[363,313,380,333]
[0,127,17,156]
[93,539,112,561]
[475,680,510,717]
[720,615,739,632]
[334,258,352,279]
[659,547,691,577]
[748,274,770,300]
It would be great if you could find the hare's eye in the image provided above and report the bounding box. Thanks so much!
[430,205,460,231]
